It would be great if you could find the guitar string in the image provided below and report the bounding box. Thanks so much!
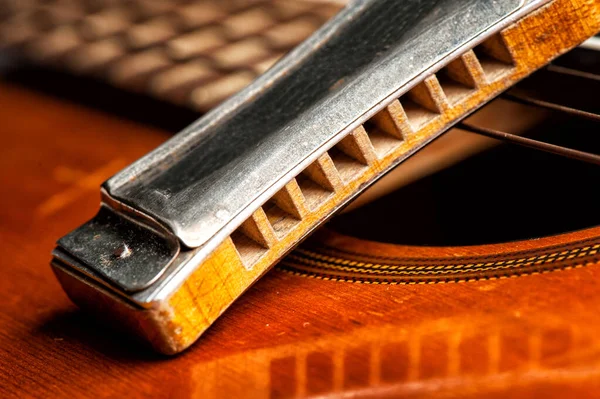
[458,122,600,166]
[460,83,600,164]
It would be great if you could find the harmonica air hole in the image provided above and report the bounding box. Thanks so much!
[368,101,408,158]
[230,230,268,269]
[401,82,442,131]
[296,174,330,211]
[263,199,302,240]
[335,127,377,166]
[328,147,368,184]
[239,207,277,248]
[364,126,403,159]
[442,52,480,88]
[231,207,276,268]
[301,153,343,191]
[270,179,308,220]
[371,100,410,140]
[400,98,438,131]
[295,152,344,210]
[408,76,448,113]
[437,57,479,106]
[473,32,515,82]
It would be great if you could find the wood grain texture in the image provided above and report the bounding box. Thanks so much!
[3,70,600,397]
[54,0,600,355]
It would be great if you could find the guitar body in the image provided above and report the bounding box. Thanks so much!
[2,0,600,397]
[2,69,600,399]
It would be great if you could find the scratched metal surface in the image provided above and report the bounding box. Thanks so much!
[106,0,525,249]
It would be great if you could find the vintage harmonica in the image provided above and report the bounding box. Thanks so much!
[51,0,600,354]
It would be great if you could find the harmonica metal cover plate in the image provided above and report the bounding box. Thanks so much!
[105,0,522,248]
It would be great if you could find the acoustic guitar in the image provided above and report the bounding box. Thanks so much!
[1,0,600,397]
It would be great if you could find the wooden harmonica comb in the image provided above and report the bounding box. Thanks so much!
[52,0,600,354]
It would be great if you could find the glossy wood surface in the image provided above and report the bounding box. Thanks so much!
[2,75,600,397]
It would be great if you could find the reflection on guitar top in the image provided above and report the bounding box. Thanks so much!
[189,312,600,398]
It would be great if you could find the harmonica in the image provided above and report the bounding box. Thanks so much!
[51,0,600,354]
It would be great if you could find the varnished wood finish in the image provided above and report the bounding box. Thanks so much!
[3,69,600,397]
[52,0,600,355]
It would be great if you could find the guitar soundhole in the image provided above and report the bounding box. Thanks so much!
[330,112,600,246]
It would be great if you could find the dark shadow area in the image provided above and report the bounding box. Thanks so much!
[34,309,167,363]
[31,310,198,397]
[554,47,600,76]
